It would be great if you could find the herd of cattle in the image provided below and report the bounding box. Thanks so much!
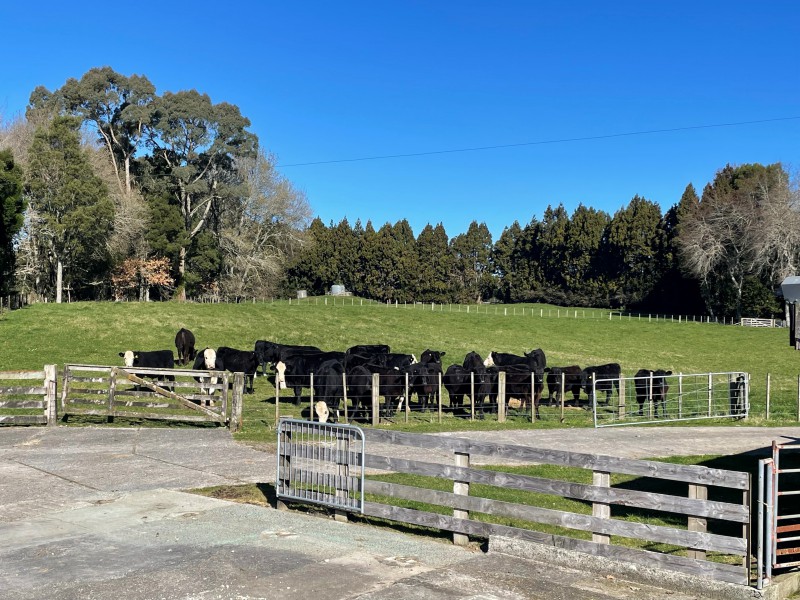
[118,328,674,422]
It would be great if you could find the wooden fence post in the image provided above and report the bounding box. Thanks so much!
[618,376,626,419]
[44,364,57,426]
[438,371,443,424]
[470,372,475,421]
[275,376,280,424]
[592,470,610,544]
[688,484,708,560]
[230,372,244,432]
[766,373,771,420]
[559,371,565,423]
[498,371,506,423]
[453,451,470,546]
[107,367,117,423]
[309,373,314,420]
[372,372,380,426]
[342,372,348,423]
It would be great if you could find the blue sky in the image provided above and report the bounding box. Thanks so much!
[2,1,799,239]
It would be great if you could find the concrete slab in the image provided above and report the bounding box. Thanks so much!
[3,425,798,598]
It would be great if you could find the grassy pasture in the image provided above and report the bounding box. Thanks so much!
[0,299,798,441]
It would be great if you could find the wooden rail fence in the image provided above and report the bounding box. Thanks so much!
[360,429,751,585]
[0,366,57,426]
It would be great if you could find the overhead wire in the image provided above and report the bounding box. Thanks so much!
[277,116,800,168]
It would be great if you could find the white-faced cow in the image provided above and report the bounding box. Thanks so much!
[275,351,346,404]
[118,350,175,388]
[253,341,322,377]
[174,328,196,366]
[634,369,672,418]
[192,348,219,395]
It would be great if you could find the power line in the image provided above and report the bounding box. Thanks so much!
[277,116,800,168]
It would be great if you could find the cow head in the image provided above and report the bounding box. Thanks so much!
[314,400,330,423]
[483,352,496,368]
[119,351,135,367]
[275,361,287,389]
[420,349,445,365]
[202,348,217,370]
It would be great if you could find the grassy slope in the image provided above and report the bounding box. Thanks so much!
[0,299,797,439]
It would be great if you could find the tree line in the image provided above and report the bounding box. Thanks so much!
[1,67,798,319]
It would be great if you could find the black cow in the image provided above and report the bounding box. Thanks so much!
[174,329,196,366]
[729,374,746,416]
[118,349,175,388]
[545,365,583,405]
[634,369,672,418]
[378,352,417,370]
[275,351,346,404]
[346,344,390,356]
[313,359,346,421]
[407,361,440,412]
[215,347,259,394]
[119,349,175,369]
[484,349,546,371]
[420,349,446,368]
[346,365,375,422]
[253,341,322,376]
[483,364,544,419]
[581,363,622,405]
[449,351,493,417]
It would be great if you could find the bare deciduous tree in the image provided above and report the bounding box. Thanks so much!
[678,163,795,319]
[218,149,311,299]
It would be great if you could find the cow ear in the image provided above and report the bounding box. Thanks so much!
[118,352,124,357]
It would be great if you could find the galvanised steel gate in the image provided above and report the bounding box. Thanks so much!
[276,418,365,512]
[758,440,800,589]
[593,371,749,427]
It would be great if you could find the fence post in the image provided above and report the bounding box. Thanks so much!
[275,375,280,424]
[310,373,315,421]
[766,373,771,420]
[592,470,610,544]
[438,371,443,424]
[44,364,57,426]
[108,367,117,423]
[678,373,683,419]
[530,371,536,423]
[453,450,470,546]
[230,372,244,432]
[342,372,348,423]
[498,371,506,423]
[560,371,565,423]
[404,372,410,423]
[618,376,626,420]
[688,484,708,560]
[372,372,380,426]
[470,372,475,421]
[648,372,654,420]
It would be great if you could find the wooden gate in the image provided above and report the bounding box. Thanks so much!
[60,364,243,430]
[0,366,57,426]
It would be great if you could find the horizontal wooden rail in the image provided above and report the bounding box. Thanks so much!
[363,429,749,489]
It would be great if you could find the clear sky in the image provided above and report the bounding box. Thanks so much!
[2,1,799,239]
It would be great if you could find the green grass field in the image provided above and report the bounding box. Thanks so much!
[1,298,798,442]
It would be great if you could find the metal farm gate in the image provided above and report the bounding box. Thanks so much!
[276,418,365,513]
[758,440,800,589]
[593,371,749,427]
